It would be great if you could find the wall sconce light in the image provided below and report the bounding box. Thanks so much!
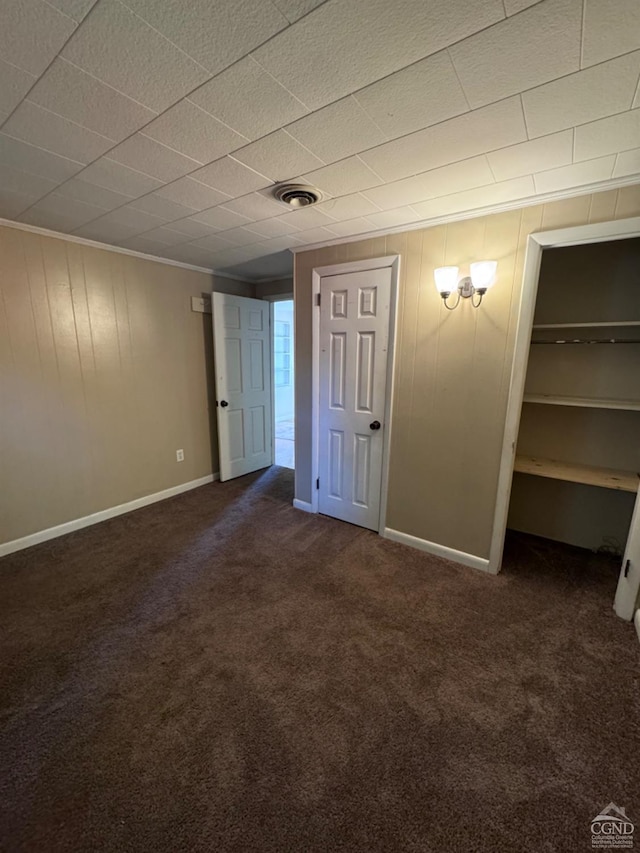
[434,261,497,310]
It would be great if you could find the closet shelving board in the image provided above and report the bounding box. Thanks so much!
[514,455,639,493]
[523,394,640,411]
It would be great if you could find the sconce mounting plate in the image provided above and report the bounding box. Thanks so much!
[458,276,474,298]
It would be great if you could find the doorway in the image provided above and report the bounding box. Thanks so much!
[273,300,295,469]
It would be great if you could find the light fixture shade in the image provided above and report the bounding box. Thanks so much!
[470,260,497,291]
[434,266,459,295]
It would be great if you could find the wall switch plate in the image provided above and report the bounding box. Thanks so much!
[176,449,184,462]
[191,295,212,314]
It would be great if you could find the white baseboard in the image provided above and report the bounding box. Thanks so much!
[635,610,640,645]
[293,498,315,513]
[382,527,492,573]
[0,473,220,558]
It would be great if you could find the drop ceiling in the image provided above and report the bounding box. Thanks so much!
[0,0,639,280]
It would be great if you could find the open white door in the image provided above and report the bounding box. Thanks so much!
[318,267,392,530]
[212,293,272,482]
[614,488,640,620]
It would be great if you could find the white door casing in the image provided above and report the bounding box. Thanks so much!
[318,267,392,530]
[212,293,272,481]
[614,487,640,620]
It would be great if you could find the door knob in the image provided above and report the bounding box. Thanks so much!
[220,400,229,407]
[369,420,381,430]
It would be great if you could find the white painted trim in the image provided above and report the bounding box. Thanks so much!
[489,216,640,574]
[0,216,243,280]
[292,498,314,513]
[260,292,294,302]
[288,177,640,255]
[634,610,640,645]
[383,527,492,573]
[309,255,400,530]
[0,474,219,558]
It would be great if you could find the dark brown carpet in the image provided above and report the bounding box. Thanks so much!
[1,467,639,852]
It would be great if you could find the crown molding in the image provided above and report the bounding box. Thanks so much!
[289,175,640,255]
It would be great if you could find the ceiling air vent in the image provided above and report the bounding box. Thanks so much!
[274,184,323,208]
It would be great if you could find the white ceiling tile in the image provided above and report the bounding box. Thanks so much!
[160,244,216,266]
[0,59,36,117]
[80,205,167,240]
[191,157,272,196]
[294,226,339,243]
[160,217,219,239]
[19,193,107,230]
[361,97,527,181]
[191,207,251,230]
[3,101,115,163]
[189,233,236,252]
[233,131,324,181]
[574,109,640,162]
[220,193,284,221]
[46,0,97,22]
[120,234,170,254]
[286,96,387,163]
[108,134,201,182]
[271,0,326,24]
[274,206,337,229]
[189,56,309,141]
[253,0,504,110]
[245,217,301,238]
[62,0,210,112]
[362,156,495,209]
[522,52,640,138]
[503,0,540,13]
[314,193,380,220]
[122,0,287,74]
[0,163,58,199]
[136,226,189,246]
[27,59,157,141]
[450,0,581,109]
[412,175,535,218]
[366,206,422,229]
[0,133,84,182]
[257,235,304,252]
[130,194,197,221]
[487,130,574,181]
[613,148,640,178]
[325,218,374,238]
[214,227,263,247]
[75,158,162,197]
[582,0,640,68]
[73,220,135,243]
[54,177,130,210]
[155,178,229,211]
[354,51,469,139]
[143,100,248,164]
[0,189,43,218]
[0,0,77,76]
[533,156,616,193]
[302,157,383,196]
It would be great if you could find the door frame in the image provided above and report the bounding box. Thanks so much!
[309,255,401,532]
[264,292,294,468]
[488,215,640,575]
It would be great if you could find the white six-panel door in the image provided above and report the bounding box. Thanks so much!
[318,268,391,530]
[212,293,272,481]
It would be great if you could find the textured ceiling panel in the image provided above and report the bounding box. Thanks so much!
[61,0,210,111]
[189,57,309,141]
[0,0,638,280]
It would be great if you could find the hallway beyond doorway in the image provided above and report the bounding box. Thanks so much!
[273,300,294,470]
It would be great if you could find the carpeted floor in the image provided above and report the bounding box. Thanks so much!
[1,467,638,852]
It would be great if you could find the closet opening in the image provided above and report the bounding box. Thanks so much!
[502,235,640,616]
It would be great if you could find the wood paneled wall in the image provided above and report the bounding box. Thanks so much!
[0,225,251,545]
[294,186,640,560]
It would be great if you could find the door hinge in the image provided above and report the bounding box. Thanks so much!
[624,559,631,578]
[316,478,320,490]
[315,293,321,307]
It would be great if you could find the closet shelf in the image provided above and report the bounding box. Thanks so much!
[532,321,640,330]
[523,394,640,411]
[514,455,639,493]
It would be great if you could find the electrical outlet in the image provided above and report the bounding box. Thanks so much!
[176,449,184,462]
